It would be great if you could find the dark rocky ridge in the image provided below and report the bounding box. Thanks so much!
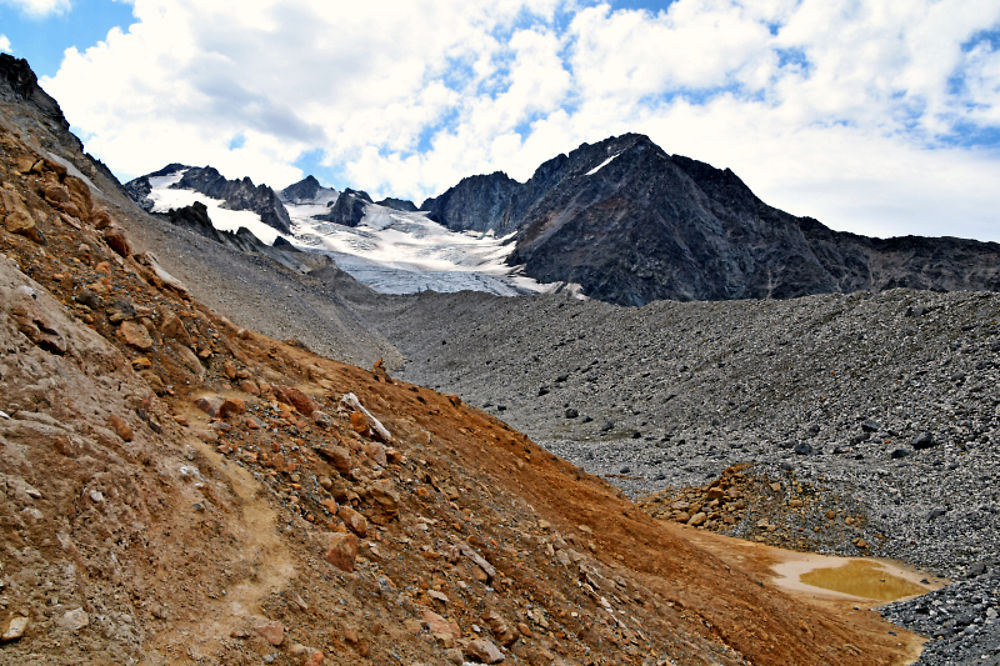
[0,54,68,134]
[125,164,293,234]
[160,201,332,274]
[376,196,418,212]
[279,174,323,203]
[171,165,292,234]
[315,187,372,226]
[423,133,1000,305]
[421,171,522,235]
[279,174,338,205]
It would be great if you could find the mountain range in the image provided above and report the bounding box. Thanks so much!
[127,134,1000,307]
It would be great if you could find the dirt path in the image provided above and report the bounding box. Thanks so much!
[144,434,298,663]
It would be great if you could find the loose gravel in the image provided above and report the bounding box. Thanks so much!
[353,287,1000,664]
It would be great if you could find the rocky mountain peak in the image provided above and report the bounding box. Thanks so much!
[279,174,321,202]
[0,54,70,134]
[315,187,373,227]
[125,164,293,234]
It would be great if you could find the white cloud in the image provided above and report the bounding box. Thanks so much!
[1,0,71,18]
[40,0,1000,241]
[0,34,12,53]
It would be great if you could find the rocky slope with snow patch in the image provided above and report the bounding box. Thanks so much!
[424,133,1000,305]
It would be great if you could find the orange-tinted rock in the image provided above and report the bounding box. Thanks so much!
[367,479,400,523]
[350,410,369,435]
[218,397,246,419]
[159,309,192,346]
[119,320,153,350]
[103,225,132,257]
[43,182,71,206]
[274,386,318,415]
[239,379,260,396]
[422,609,460,647]
[108,415,134,441]
[91,206,112,229]
[325,532,360,572]
[463,638,505,663]
[254,620,284,646]
[338,505,368,537]
[365,441,387,466]
[194,396,224,417]
[316,445,352,474]
[1,188,45,244]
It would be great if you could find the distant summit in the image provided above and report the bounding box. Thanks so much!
[422,133,1000,305]
[279,175,339,206]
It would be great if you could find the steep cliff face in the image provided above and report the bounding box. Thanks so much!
[421,171,522,235]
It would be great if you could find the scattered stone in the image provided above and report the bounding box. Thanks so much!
[194,396,224,418]
[325,532,360,572]
[218,397,246,419]
[159,309,192,346]
[484,609,518,646]
[103,225,132,257]
[1,615,28,642]
[254,620,285,646]
[119,320,153,350]
[793,442,812,455]
[367,479,401,523]
[350,410,370,434]
[463,638,505,663]
[1,188,45,244]
[338,505,369,537]
[316,445,352,474]
[108,414,134,441]
[57,608,89,632]
[860,419,881,433]
[422,610,460,647]
[275,385,319,415]
[911,432,935,450]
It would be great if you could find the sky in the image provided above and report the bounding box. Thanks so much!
[2,0,999,242]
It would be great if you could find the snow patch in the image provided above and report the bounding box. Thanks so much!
[585,153,621,176]
[147,169,284,245]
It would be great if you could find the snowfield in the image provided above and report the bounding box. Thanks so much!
[148,169,286,245]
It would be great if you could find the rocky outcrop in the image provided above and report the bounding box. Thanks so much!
[0,54,68,133]
[315,188,372,227]
[279,175,339,205]
[161,201,334,274]
[421,171,522,235]
[171,166,292,233]
[376,196,418,212]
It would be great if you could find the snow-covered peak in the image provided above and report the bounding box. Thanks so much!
[145,167,286,245]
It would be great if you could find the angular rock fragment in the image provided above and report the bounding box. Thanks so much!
[325,532,360,572]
